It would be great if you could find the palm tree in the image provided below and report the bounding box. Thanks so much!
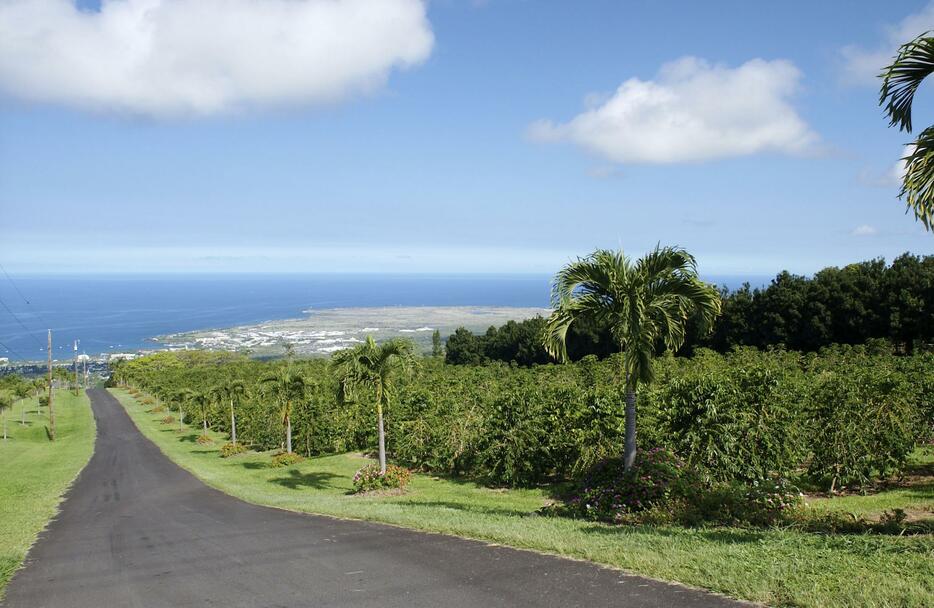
[880,32,934,230]
[261,368,306,454]
[543,247,721,470]
[331,337,417,474]
[32,378,45,415]
[174,388,193,432]
[0,395,10,440]
[214,380,246,445]
[192,390,212,436]
[14,383,30,425]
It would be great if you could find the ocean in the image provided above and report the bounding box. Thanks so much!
[0,273,768,361]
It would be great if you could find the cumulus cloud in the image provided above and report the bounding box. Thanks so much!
[840,2,934,85]
[851,224,878,237]
[0,0,434,117]
[528,56,817,164]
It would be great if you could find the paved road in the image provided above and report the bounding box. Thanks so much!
[4,388,744,607]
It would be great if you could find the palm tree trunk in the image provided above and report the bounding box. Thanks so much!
[202,416,207,434]
[179,408,184,432]
[286,414,293,454]
[377,406,387,475]
[375,383,387,475]
[21,400,26,426]
[624,386,637,471]
[230,399,237,445]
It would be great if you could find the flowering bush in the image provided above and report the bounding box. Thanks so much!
[220,442,248,458]
[160,415,175,425]
[270,452,303,468]
[557,448,689,523]
[196,434,213,445]
[352,463,412,493]
[149,404,166,413]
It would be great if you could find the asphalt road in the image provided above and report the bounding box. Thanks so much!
[3,388,745,607]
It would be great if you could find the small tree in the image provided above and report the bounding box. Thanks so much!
[192,391,212,436]
[261,368,306,454]
[331,337,417,474]
[215,380,246,446]
[544,247,721,470]
[0,395,11,440]
[14,383,30,425]
[431,330,443,357]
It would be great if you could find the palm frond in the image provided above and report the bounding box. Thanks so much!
[880,33,934,133]
[899,126,934,230]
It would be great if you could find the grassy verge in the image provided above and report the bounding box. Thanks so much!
[112,388,934,608]
[0,390,96,596]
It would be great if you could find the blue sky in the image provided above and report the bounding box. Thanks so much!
[0,0,932,276]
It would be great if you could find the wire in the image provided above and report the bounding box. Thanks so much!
[0,295,45,349]
[0,262,50,327]
[0,337,29,361]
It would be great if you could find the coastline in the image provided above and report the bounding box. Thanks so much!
[155,305,552,356]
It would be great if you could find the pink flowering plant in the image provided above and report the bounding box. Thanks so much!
[352,463,412,493]
[555,447,690,523]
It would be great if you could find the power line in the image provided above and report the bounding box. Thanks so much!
[0,337,28,361]
[0,295,45,349]
[0,262,50,327]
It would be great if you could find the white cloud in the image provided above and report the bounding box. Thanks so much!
[529,56,817,164]
[0,0,434,117]
[840,2,934,85]
[851,224,878,237]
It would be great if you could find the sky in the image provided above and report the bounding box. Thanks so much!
[0,0,933,276]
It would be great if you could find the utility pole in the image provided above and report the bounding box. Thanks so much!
[73,340,79,395]
[48,329,55,441]
[83,353,88,389]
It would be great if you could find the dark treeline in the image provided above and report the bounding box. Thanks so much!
[446,253,934,365]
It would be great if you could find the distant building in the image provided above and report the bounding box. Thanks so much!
[0,357,9,366]
[108,353,138,361]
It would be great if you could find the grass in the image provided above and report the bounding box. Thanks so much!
[805,447,934,519]
[0,390,95,597]
[112,388,934,608]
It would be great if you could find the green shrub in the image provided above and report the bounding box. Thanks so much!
[679,477,803,527]
[807,365,919,490]
[662,349,805,482]
[114,347,932,491]
[270,452,303,468]
[352,463,412,493]
[141,397,155,405]
[149,404,165,413]
[220,442,248,458]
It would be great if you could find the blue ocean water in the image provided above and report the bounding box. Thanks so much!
[0,273,768,361]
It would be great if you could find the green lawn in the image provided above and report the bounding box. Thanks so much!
[113,388,934,608]
[0,390,96,597]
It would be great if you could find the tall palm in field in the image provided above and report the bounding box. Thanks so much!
[32,378,45,415]
[331,337,416,474]
[192,391,212,436]
[14,383,30,425]
[0,395,10,440]
[543,247,721,470]
[261,368,306,454]
[880,33,934,230]
[174,388,193,432]
[215,380,246,445]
